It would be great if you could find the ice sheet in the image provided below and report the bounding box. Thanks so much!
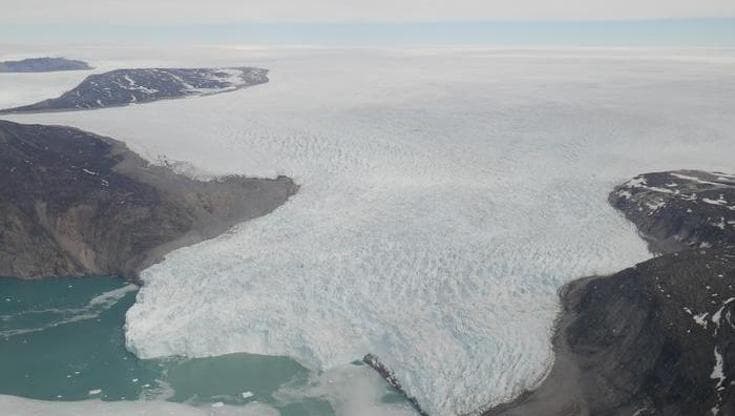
[4,46,735,415]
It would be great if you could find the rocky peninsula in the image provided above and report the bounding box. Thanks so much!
[0,120,297,280]
[0,67,269,113]
[487,170,734,416]
[0,57,92,73]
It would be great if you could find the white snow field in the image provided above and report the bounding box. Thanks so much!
[3,46,735,415]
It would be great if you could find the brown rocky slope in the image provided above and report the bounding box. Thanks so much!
[0,120,297,280]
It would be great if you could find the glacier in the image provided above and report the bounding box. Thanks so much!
[3,46,735,415]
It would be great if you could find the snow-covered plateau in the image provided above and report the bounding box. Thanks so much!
[2,46,735,415]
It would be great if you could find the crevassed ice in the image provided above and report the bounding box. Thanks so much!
[7,47,735,415]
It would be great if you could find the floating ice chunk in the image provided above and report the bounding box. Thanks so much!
[88,284,137,307]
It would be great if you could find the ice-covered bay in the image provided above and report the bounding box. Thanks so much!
[5,47,735,415]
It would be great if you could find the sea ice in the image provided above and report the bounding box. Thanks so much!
[0,394,280,416]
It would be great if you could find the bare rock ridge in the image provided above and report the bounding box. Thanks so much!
[610,170,735,253]
[487,170,735,416]
[363,354,428,416]
[0,120,297,280]
[0,57,92,73]
[0,67,269,113]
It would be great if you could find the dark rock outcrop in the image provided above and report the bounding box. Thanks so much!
[0,120,297,280]
[610,170,735,253]
[0,57,91,73]
[363,354,428,416]
[487,170,735,416]
[0,67,268,113]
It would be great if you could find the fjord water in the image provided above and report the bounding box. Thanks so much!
[0,277,397,415]
[4,47,735,415]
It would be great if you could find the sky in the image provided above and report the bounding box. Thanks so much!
[2,0,734,45]
[4,0,734,23]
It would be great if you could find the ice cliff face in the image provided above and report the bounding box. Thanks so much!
[0,67,268,113]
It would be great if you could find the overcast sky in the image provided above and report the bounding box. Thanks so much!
[4,0,734,24]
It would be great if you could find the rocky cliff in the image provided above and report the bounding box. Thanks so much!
[487,170,734,416]
[0,120,297,280]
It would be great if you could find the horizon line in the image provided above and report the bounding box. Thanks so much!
[2,18,734,47]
